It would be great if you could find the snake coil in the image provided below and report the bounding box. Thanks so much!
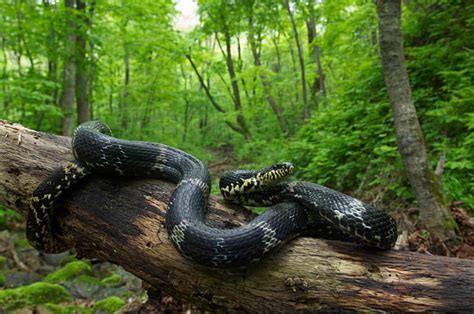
[27,121,397,268]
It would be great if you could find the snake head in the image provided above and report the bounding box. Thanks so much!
[271,162,295,176]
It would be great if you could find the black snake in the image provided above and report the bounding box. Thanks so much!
[27,121,397,268]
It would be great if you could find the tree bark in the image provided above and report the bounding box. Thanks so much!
[1,120,473,312]
[185,54,248,137]
[75,0,92,122]
[1,34,9,116]
[75,0,91,124]
[59,0,76,136]
[43,0,59,107]
[120,42,129,130]
[376,0,456,243]
[306,2,326,101]
[218,32,252,140]
[284,0,310,120]
[286,32,300,104]
[271,34,281,73]
[87,0,97,120]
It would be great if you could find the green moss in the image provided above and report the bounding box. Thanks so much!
[0,255,6,269]
[100,274,122,286]
[92,296,126,313]
[74,274,103,286]
[420,229,430,240]
[44,260,92,283]
[44,303,91,314]
[14,237,31,249]
[0,282,71,311]
[70,275,104,299]
[444,216,459,231]
[0,274,5,286]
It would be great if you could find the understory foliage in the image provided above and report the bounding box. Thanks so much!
[0,0,472,211]
[290,0,474,209]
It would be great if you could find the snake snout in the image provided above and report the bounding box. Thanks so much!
[274,162,295,175]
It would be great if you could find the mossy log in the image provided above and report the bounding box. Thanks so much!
[1,120,473,312]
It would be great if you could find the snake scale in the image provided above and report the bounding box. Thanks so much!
[27,121,397,268]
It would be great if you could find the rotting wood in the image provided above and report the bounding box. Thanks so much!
[0,120,473,312]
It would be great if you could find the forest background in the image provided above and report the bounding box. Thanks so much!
[1,0,471,212]
[0,0,473,311]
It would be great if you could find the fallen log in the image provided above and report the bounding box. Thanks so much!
[0,120,473,312]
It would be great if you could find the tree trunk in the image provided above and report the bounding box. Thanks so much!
[87,0,97,120]
[271,34,281,73]
[1,34,9,116]
[59,0,76,136]
[186,53,247,137]
[180,64,190,143]
[247,14,291,137]
[75,0,90,124]
[14,5,35,71]
[43,0,59,106]
[237,36,252,108]
[140,54,159,137]
[284,0,310,120]
[0,120,473,312]
[221,32,252,140]
[306,2,326,101]
[286,33,300,103]
[376,0,456,243]
[120,42,129,130]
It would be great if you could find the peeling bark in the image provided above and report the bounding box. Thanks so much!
[0,121,473,312]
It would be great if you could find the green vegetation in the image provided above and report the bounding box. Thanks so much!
[0,256,7,269]
[44,260,92,284]
[92,296,126,313]
[1,0,470,211]
[0,207,22,230]
[44,303,90,314]
[0,282,71,311]
[101,274,122,286]
[0,0,472,311]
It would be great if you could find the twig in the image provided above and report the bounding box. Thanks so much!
[9,238,31,272]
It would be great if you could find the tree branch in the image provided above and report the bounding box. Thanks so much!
[1,120,473,312]
[185,53,226,114]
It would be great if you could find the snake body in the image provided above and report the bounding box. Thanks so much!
[27,121,397,267]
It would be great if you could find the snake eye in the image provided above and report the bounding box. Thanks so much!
[288,165,295,174]
[279,162,295,174]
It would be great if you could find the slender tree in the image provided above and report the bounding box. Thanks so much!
[245,1,291,136]
[216,31,251,140]
[59,0,76,136]
[283,0,309,119]
[43,0,59,106]
[186,53,246,136]
[1,30,9,115]
[195,1,252,139]
[376,0,456,243]
[120,42,129,130]
[75,0,91,124]
[305,0,326,102]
